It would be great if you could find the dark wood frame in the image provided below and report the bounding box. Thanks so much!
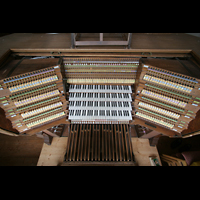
[6,48,195,58]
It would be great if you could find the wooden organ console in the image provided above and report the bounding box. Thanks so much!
[0,58,68,135]
[63,58,138,164]
[65,59,137,124]
[1,48,200,166]
[134,58,200,137]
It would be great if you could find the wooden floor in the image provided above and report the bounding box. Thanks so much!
[0,33,200,166]
[37,137,68,166]
[36,136,159,166]
[131,138,162,166]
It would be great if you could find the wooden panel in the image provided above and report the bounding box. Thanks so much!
[8,58,59,77]
[141,58,200,79]
[8,48,192,59]
[0,59,20,80]
[0,134,43,166]
[0,107,19,134]
[0,48,11,61]
[10,48,192,53]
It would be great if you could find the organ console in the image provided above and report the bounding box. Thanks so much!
[134,58,200,136]
[63,58,137,163]
[1,48,200,165]
[64,58,138,127]
[0,60,67,134]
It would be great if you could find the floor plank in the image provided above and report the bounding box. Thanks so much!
[37,137,68,166]
[131,138,162,166]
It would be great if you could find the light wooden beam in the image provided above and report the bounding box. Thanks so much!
[0,128,18,137]
[43,129,59,137]
[140,130,161,139]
